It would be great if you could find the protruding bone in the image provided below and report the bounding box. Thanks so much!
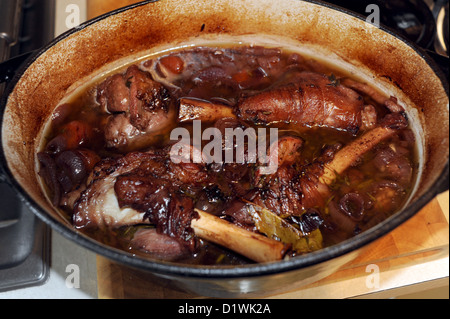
[178,98,236,123]
[319,126,400,186]
[192,209,288,263]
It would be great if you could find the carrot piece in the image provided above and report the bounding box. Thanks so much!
[60,121,93,150]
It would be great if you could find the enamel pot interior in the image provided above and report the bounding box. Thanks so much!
[0,0,448,297]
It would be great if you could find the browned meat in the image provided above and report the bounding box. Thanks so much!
[114,175,170,213]
[361,105,378,130]
[222,200,257,232]
[252,142,342,216]
[115,168,198,250]
[255,136,303,183]
[155,194,197,252]
[342,78,405,113]
[237,72,364,134]
[130,228,189,261]
[73,150,207,250]
[97,74,130,113]
[104,113,141,149]
[125,65,171,130]
[97,65,171,117]
[274,136,304,166]
[253,166,304,216]
[104,109,175,151]
[97,65,175,151]
[72,153,148,229]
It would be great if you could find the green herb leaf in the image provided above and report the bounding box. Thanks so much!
[244,201,323,254]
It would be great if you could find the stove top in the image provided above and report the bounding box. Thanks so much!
[323,0,448,56]
[0,0,55,292]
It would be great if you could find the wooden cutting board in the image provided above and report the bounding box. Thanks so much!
[96,192,449,299]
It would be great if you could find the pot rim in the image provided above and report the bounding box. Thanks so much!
[0,0,448,279]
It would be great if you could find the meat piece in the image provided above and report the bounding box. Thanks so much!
[114,173,199,250]
[114,175,171,213]
[254,141,339,216]
[223,200,257,232]
[342,78,405,113]
[255,135,303,185]
[97,65,171,118]
[384,97,404,113]
[273,136,303,166]
[237,72,364,134]
[155,195,197,251]
[130,228,189,261]
[97,74,130,113]
[126,65,171,129]
[361,105,378,130]
[73,183,147,230]
[104,108,176,152]
[167,161,210,185]
[60,184,86,211]
[253,166,304,216]
[73,150,207,251]
[73,153,147,229]
[104,113,140,149]
[97,65,175,151]
[244,108,409,218]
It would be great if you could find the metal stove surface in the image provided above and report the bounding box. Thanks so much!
[0,0,55,292]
